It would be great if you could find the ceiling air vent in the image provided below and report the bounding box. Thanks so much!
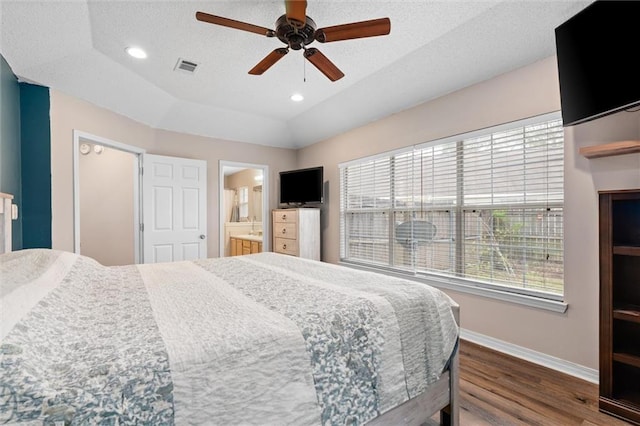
[174,58,199,74]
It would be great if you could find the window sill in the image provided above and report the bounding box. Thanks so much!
[340,261,568,314]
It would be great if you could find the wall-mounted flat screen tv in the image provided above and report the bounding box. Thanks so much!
[555,0,640,127]
[279,166,323,205]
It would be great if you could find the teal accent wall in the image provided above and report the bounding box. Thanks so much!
[0,55,23,250]
[0,54,52,250]
[20,82,51,248]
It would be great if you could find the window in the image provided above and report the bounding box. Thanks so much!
[339,113,564,298]
[238,186,249,219]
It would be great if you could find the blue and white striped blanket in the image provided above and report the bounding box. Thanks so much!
[0,249,458,425]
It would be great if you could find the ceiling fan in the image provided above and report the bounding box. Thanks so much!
[195,0,391,82]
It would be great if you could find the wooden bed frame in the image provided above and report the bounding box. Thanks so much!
[367,305,460,426]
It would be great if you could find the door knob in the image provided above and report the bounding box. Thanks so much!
[199,235,206,239]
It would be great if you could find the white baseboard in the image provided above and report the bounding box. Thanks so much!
[460,328,599,384]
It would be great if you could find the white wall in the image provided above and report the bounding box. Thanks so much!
[297,55,640,370]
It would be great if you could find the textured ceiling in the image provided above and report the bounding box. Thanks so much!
[0,0,592,149]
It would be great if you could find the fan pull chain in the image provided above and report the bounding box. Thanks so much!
[303,54,306,82]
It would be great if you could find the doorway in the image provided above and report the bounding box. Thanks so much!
[219,161,269,257]
[73,130,144,265]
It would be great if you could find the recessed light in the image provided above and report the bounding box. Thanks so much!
[126,46,147,59]
[290,93,304,102]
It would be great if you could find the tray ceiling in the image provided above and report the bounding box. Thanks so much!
[0,0,591,148]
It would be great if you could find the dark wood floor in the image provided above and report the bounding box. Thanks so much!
[456,339,634,426]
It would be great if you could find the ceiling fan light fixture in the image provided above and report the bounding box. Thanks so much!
[275,14,316,50]
[126,46,147,59]
[290,93,304,102]
[196,1,390,82]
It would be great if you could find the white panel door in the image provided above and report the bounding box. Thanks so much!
[142,154,207,263]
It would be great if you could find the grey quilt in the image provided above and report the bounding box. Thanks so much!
[0,249,459,425]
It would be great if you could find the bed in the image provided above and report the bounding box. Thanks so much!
[0,248,460,425]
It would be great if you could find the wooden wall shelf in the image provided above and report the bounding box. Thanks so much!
[580,140,640,159]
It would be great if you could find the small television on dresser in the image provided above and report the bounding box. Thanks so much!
[554,0,640,127]
[279,166,324,206]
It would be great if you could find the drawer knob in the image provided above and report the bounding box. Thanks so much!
[282,228,286,234]
[282,214,286,220]
[282,244,287,250]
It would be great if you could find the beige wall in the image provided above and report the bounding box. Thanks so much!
[298,56,563,263]
[297,55,640,370]
[50,90,297,258]
[563,108,640,367]
[79,145,135,266]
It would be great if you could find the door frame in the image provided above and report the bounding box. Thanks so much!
[219,160,270,257]
[72,130,145,263]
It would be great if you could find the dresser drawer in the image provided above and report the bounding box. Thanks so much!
[274,222,297,240]
[273,209,298,224]
[273,237,298,256]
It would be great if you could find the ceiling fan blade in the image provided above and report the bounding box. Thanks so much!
[285,0,307,25]
[315,17,391,43]
[249,48,289,75]
[196,11,274,37]
[304,48,344,82]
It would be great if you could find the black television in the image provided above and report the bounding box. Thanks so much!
[279,166,324,205]
[555,0,640,127]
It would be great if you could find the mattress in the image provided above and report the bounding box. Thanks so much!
[0,249,459,425]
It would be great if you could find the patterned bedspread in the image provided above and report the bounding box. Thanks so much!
[0,249,459,425]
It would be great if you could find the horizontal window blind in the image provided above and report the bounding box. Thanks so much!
[340,114,564,297]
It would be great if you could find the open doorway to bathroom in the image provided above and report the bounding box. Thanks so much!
[219,161,269,257]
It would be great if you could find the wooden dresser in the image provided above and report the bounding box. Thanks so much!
[272,208,320,260]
